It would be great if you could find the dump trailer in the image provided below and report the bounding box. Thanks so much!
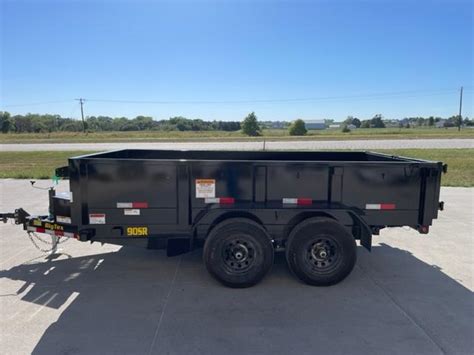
[1,150,446,287]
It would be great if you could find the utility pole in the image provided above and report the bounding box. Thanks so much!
[458,86,463,132]
[75,98,86,133]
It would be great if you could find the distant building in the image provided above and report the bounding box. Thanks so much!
[262,121,287,129]
[270,121,287,129]
[329,124,341,129]
[385,120,401,128]
[347,124,357,130]
[303,119,326,130]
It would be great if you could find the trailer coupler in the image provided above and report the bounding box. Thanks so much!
[1,209,79,241]
[0,208,30,224]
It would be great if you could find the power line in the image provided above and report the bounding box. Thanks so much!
[2,99,73,108]
[65,102,79,119]
[2,87,471,108]
[84,88,471,105]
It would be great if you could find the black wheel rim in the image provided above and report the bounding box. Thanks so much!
[222,235,256,273]
[303,235,342,273]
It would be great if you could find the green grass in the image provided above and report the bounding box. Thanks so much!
[0,149,472,186]
[0,127,473,143]
[376,149,473,187]
[0,151,91,179]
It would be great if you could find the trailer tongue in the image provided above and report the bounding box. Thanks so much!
[1,150,446,288]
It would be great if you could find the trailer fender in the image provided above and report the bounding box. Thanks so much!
[193,210,265,240]
[206,217,270,240]
[347,211,373,251]
[284,211,338,239]
[285,210,372,251]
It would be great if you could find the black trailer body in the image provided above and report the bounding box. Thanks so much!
[5,150,446,287]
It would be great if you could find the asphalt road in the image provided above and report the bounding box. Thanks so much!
[0,180,473,355]
[1,138,473,151]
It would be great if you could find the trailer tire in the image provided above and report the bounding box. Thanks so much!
[286,217,356,286]
[203,218,274,288]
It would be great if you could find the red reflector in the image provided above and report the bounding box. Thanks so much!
[132,202,148,208]
[297,198,312,205]
[55,230,64,236]
[36,227,45,233]
[219,197,235,204]
[380,203,396,210]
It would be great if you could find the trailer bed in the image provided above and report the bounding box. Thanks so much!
[3,149,446,287]
[63,150,443,245]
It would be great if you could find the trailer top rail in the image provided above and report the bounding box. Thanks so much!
[71,149,440,165]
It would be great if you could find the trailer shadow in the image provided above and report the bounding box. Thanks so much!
[1,244,472,355]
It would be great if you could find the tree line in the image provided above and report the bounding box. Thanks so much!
[0,112,241,133]
[0,111,471,135]
[342,115,473,129]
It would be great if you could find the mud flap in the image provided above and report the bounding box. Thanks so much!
[349,212,373,251]
[360,228,372,251]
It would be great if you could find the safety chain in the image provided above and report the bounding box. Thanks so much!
[27,231,71,253]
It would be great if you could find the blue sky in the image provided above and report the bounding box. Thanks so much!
[1,0,472,121]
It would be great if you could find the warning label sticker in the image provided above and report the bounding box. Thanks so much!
[196,179,215,198]
[56,215,72,224]
[89,213,106,224]
[124,209,140,216]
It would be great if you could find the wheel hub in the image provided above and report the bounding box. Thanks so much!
[306,238,339,270]
[223,239,255,272]
[311,242,330,261]
[232,244,248,261]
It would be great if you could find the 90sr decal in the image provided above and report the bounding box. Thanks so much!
[126,226,148,236]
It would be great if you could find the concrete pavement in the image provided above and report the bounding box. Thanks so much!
[1,138,473,151]
[0,180,473,354]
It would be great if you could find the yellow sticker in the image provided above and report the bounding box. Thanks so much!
[126,227,148,236]
[33,219,42,226]
[44,222,64,231]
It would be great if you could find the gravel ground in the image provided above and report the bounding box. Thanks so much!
[1,138,473,151]
[0,180,473,355]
